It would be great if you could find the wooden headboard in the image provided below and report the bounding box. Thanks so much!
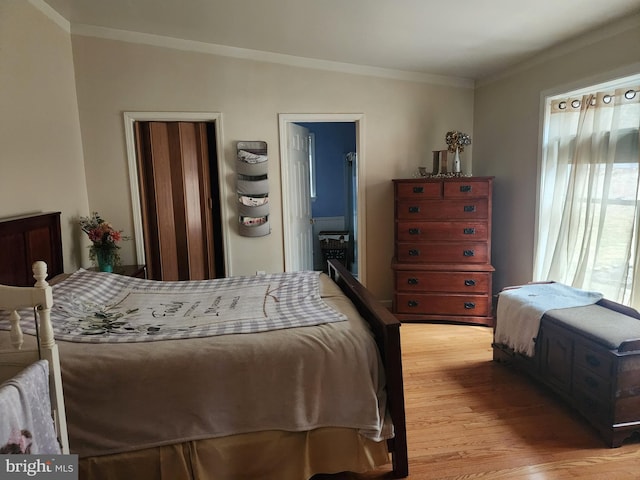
[0,212,63,286]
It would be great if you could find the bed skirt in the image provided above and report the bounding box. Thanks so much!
[79,428,390,480]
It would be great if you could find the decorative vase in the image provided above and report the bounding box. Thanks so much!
[452,148,461,174]
[439,150,449,174]
[95,248,114,273]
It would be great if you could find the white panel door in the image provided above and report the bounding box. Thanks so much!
[286,123,314,271]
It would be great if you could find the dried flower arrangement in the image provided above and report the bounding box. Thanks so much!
[445,131,472,153]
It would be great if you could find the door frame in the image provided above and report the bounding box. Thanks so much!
[278,113,367,284]
[123,111,229,275]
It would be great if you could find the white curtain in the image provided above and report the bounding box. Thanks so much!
[534,85,640,306]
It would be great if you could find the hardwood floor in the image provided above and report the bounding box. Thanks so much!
[320,323,640,479]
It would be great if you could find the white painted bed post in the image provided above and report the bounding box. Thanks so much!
[31,261,55,347]
[0,261,70,454]
[44,341,70,454]
[32,262,70,454]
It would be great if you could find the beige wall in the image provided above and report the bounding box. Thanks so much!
[0,1,89,272]
[70,34,474,299]
[474,18,640,293]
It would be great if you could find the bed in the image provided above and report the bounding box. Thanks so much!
[0,212,408,479]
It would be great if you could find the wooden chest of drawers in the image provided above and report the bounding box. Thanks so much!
[392,177,495,326]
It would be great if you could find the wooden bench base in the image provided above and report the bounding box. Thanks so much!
[493,300,640,448]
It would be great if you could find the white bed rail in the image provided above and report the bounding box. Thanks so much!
[0,261,69,454]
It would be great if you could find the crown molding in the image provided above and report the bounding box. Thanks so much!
[28,0,70,32]
[69,23,474,89]
[477,11,640,88]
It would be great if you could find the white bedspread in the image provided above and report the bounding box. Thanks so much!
[495,282,604,356]
[0,360,61,454]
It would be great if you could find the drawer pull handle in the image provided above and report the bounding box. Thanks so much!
[463,250,475,257]
[413,186,424,194]
[408,228,420,235]
[463,228,476,235]
[407,278,419,285]
[464,279,476,286]
[586,354,601,367]
[464,205,476,212]
[407,300,419,307]
[409,206,420,213]
[585,376,599,389]
[460,185,472,193]
[408,249,420,256]
[464,302,476,309]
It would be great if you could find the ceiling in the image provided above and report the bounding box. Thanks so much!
[42,0,640,81]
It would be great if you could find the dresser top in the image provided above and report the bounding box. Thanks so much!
[393,176,494,183]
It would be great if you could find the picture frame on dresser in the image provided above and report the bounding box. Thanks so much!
[391,176,495,327]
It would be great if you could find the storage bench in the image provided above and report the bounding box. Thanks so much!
[493,298,640,447]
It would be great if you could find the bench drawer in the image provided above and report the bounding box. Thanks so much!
[574,342,614,378]
[574,365,611,402]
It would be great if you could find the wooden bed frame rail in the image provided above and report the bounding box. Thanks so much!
[328,259,408,478]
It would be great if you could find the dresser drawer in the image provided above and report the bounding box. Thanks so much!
[396,221,489,242]
[395,182,442,199]
[395,293,490,316]
[395,271,491,293]
[396,242,489,264]
[444,180,491,198]
[396,199,488,220]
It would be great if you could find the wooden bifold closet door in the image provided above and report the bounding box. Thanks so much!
[135,121,221,281]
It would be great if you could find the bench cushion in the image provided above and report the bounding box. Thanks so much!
[544,304,640,350]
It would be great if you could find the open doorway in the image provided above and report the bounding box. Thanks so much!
[279,114,366,283]
[297,122,357,276]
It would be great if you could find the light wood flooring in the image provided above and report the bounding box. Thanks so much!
[320,323,640,479]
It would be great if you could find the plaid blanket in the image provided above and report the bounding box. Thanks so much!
[2,270,346,343]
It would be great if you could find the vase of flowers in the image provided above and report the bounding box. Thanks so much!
[445,130,472,174]
[79,212,124,272]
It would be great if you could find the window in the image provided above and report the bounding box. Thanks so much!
[534,75,640,306]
